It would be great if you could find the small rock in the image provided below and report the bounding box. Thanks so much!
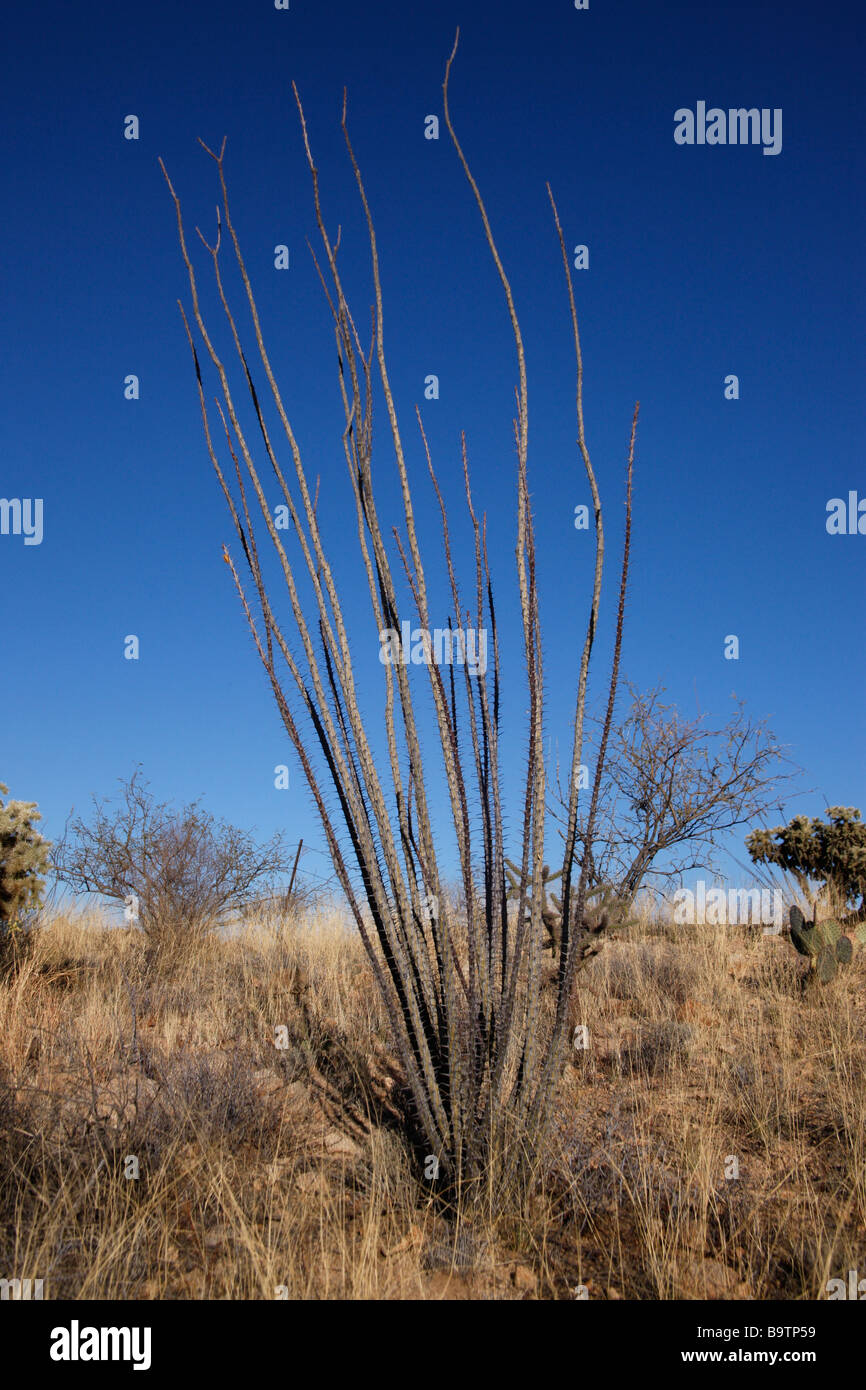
[502,1260,537,1296]
[204,1226,230,1250]
[679,1257,752,1300]
[385,1225,426,1258]
[251,1068,284,1098]
[322,1128,362,1160]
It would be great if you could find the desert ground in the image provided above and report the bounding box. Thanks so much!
[1,902,863,1301]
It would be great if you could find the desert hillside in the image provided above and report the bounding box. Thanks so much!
[2,906,862,1300]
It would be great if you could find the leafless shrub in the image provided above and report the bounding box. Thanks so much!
[552,681,797,907]
[52,767,290,962]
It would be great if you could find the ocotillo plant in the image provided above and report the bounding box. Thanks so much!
[162,30,638,1190]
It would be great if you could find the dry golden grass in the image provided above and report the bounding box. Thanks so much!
[1,901,863,1300]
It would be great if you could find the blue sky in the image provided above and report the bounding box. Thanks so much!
[1,0,863,903]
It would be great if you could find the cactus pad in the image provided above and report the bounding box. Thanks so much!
[836,936,853,964]
[816,946,837,983]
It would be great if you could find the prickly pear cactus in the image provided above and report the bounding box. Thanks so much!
[787,904,864,982]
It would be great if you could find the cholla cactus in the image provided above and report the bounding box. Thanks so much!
[788,903,866,983]
[748,808,866,915]
[0,782,51,933]
[505,858,611,971]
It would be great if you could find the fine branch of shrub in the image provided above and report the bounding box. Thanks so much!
[161,30,639,1189]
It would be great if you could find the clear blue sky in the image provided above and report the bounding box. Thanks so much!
[2,0,863,900]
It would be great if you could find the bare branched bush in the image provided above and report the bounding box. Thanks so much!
[53,767,290,961]
[552,681,795,908]
[160,30,638,1192]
